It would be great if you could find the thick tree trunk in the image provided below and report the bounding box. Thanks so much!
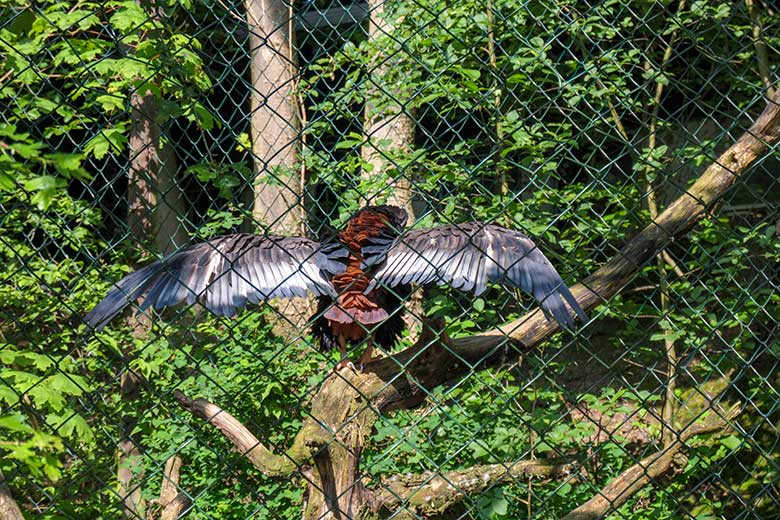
[361,0,422,340]
[245,0,303,236]
[121,3,187,515]
[244,0,312,328]
[361,0,415,219]
[127,91,187,255]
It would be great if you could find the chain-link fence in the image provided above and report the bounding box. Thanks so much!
[2,0,779,518]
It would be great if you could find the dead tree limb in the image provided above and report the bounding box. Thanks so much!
[158,456,181,507]
[146,455,192,520]
[561,403,741,520]
[173,390,315,477]
[374,460,576,516]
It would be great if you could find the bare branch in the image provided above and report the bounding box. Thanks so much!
[159,456,182,506]
[147,456,191,520]
[173,390,314,478]
[373,460,576,515]
[561,403,741,520]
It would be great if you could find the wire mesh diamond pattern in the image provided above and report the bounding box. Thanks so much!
[0,0,778,519]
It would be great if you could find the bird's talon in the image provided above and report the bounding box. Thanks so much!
[335,359,356,371]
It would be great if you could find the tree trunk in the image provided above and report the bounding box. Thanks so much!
[244,0,312,328]
[127,91,187,255]
[361,0,415,219]
[121,3,187,516]
[361,0,422,340]
[0,470,24,520]
[245,0,303,236]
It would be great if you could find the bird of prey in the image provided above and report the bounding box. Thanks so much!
[84,205,587,367]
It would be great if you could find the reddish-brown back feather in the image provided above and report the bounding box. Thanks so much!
[323,210,395,337]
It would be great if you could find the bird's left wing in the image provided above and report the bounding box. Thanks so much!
[368,222,588,328]
[84,234,346,331]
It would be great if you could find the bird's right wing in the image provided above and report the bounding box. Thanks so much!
[84,234,346,331]
[368,222,587,329]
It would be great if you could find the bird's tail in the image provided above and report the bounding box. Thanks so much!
[323,291,389,325]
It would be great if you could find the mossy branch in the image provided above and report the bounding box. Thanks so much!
[372,460,576,516]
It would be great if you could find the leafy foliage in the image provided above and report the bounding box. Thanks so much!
[1,0,778,518]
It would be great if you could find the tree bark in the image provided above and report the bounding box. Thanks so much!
[245,0,303,236]
[361,0,415,219]
[361,0,422,341]
[128,90,188,255]
[177,89,780,519]
[122,2,189,511]
[0,470,24,520]
[244,0,313,328]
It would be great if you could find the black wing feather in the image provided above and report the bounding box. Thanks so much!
[369,222,587,329]
[84,234,345,331]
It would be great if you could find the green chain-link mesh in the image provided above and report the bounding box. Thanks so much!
[1,0,778,518]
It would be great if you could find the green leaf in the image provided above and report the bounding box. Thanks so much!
[23,175,67,209]
[190,102,215,131]
[477,488,508,519]
[109,1,148,32]
[720,435,741,451]
[556,481,572,496]
[0,171,15,190]
[0,413,33,433]
[84,128,127,159]
[95,94,125,113]
[47,411,94,442]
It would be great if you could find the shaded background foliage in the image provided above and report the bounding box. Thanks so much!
[1,0,779,518]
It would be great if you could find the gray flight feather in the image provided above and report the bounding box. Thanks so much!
[84,234,345,331]
[368,222,588,329]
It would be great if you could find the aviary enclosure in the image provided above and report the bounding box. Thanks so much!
[1,0,779,519]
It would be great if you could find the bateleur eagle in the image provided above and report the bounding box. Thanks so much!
[84,205,587,367]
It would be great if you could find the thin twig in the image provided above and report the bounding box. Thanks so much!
[745,0,774,96]
[641,0,686,447]
[216,0,244,23]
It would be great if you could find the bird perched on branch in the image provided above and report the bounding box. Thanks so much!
[84,205,587,368]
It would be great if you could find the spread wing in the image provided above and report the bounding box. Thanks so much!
[368,222,588,328]
[84,234,346,331]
